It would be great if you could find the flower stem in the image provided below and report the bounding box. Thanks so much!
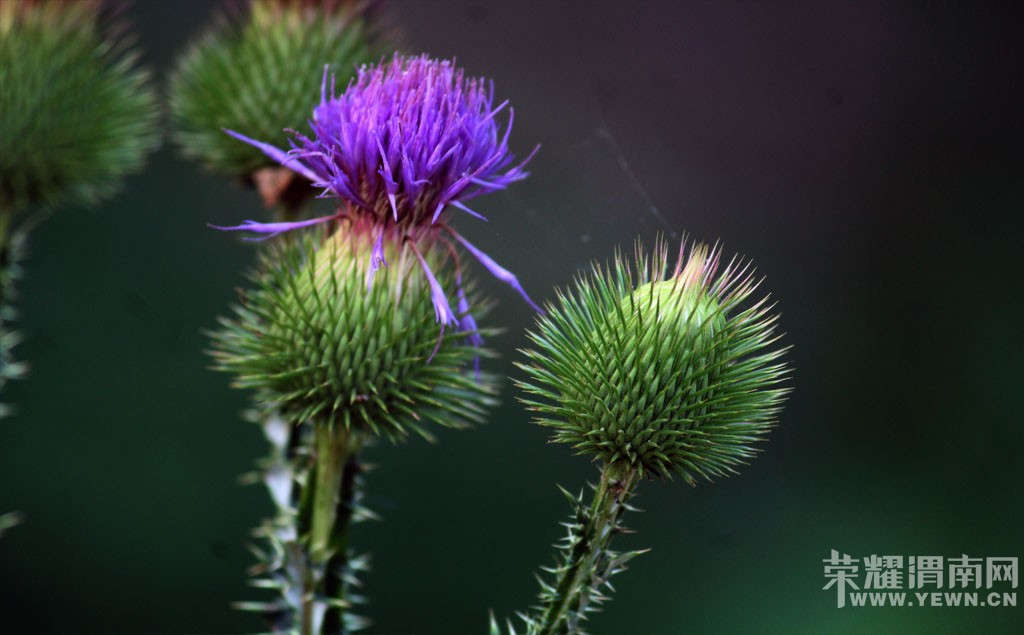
[320,453,363,634]
[302,423,365,635]
[534,464,643,635]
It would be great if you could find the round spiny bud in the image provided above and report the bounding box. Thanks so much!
[517,238,790,483]
[169,0,388,191]
[0,0,160,213]
[210,225,496,441]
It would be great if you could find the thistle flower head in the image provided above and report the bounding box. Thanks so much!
[217,53,542,325]
[0,0,159,214]
[228,53,536,228]
[517,237,791,483]
[210,223,497,442]
[169,0,386,195]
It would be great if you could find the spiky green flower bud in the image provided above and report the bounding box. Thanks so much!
[0,0,160,214]
[169,0,387,200]
[518,238,790,483]
[211,224,497,442]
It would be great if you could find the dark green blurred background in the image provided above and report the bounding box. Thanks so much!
[2,1,1022,633]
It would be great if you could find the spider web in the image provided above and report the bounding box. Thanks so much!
[466,116,681,292]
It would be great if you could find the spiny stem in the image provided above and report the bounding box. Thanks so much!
[241,414,369,634]
[535,464,641,635]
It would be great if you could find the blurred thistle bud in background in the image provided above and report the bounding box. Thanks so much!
[0,0,159,413]
[0,0,160,215]
[168,0,391,211]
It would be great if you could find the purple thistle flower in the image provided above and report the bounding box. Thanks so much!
[219,53,542,331]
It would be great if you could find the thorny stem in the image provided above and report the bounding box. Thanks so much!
[243,413,370,634]
[537,464,641,635]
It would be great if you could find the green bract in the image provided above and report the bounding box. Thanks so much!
[0,0,160,213]
[517,238,790,483]
[210,227,497,442]
[169,0,384,181]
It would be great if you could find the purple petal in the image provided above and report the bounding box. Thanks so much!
[457,299,485,348]
[452,232,543,313]
[208,215,337,239]
[454,276,483,378]
[449,200,489,222]
[431,202,446,224]
[409,244,457,326]
[483,99,510,123]
[468,176,504,190]
[223,129,325,185]
[374,135,400,221]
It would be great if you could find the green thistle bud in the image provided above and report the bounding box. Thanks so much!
[210,225,497,442]
[169,0,388,201]
[518,238,791,483]
[0,0,160,214]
